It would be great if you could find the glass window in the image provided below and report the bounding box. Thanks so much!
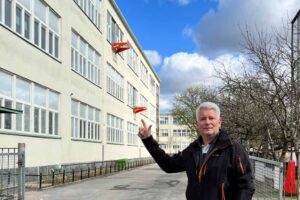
[24,12,30,39]
[49,31,53,55]
[34,85,46,106]
[49,10,59,33]
[0,71,12,97]
[54,36,58,58]
[41,26,46,50]
[16,6,22,34]
[4,0,12,27]
[34,0,46,23]
[34,107,39,133]
[16,78,30,102]
[49,91,58,110]
[17,0,30,10]
[0,0,2,22]
[4,100,12,129]
[34,20,39,45]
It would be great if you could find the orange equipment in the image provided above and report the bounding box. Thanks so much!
[112,42,130,53]
[133,106,146,113]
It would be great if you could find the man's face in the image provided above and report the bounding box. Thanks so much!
[196,108,221,138]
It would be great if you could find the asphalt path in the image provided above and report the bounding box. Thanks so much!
[26,163,187,200]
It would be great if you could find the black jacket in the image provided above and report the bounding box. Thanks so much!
[142,130,255,200]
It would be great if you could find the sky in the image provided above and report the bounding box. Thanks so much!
[114,0,299,112]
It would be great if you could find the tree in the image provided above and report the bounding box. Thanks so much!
[217,23,297,160]
[171,85,218,139]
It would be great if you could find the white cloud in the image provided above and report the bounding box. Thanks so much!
[159,52,245,94]
[144,50,162,67]
[192,0,299,57]
[158,52,246,111]
[160,94,175,112]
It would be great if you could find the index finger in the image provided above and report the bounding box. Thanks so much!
[141,119,147,128]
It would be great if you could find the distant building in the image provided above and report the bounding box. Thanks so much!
[0,0,159,168]
[159,113,194,154]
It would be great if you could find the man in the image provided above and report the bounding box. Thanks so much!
[138,102,254,200]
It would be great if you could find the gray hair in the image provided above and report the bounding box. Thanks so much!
[196,102,221,120]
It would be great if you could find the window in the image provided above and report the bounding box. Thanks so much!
[107,12,123,44]
[15,5,22,34]
[140,62,148,87]
[0,0,2,22]
[4,0,12,27]
[160,116,169,124]
[140,95,148,118]
[71,31,101,86]
[127,82,137,108]
[127,122,138,146]
[71,99,100,141]
[150,76,155,94]
[127,47,139,75]
[74,0,101,30]
[149,103,155,122]
[160,129,168,137]
[107,113,124,144]
[106,64,124,101]
[0,70,60,136]
[1,0,61,59]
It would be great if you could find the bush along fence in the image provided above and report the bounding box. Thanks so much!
[25,157,154,189]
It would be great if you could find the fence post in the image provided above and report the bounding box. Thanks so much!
[80,169,83,180]
[279,162,284,200]
[72,169,75,182]
[63,170,65,184]
[52,171,55,186]
[18,143,25,200]
[39,173,42,189]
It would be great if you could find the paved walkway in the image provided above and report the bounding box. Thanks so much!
[26,164,187,200]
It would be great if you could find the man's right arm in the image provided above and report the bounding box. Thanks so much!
[142,135,185,173]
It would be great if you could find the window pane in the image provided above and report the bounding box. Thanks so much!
[24,12,30,39]
[54,36,58,58]
[54,113,58,135]
[49,10,59,33]
[34,0,46,23]
[49,111,53,134]
[16,78,30,102]
[0,0,2,22]
[71,100,78,116]
[49,31,53,54]
[80,104,86,118]
[41,26,46,50]
[40,109,45,133]
[16,6,22,34]
[4,0,11,27]
[34,20,39,45]
[34,107,39,132]
[17,0,30,10]
[24,105,30,131]
[16,102,22,131]
[49,91,58,110]
[71,32,78,48]
[34,85,46,106]
[0,71,12,97]
[4,100,12,129]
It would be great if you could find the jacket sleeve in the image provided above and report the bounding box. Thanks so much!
[142,135,185,173]
[233,142,255,200]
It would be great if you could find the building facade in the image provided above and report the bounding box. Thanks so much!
[159,113,193,154]
[0,0,159,167]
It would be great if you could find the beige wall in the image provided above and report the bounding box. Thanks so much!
[0,0,159,167]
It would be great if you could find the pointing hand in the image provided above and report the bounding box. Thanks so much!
[138,119,152,139]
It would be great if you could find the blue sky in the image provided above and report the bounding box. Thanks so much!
[114,0,299,112]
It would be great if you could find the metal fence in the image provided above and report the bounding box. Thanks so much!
[0,143,25,200]
[250,156,284,200]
